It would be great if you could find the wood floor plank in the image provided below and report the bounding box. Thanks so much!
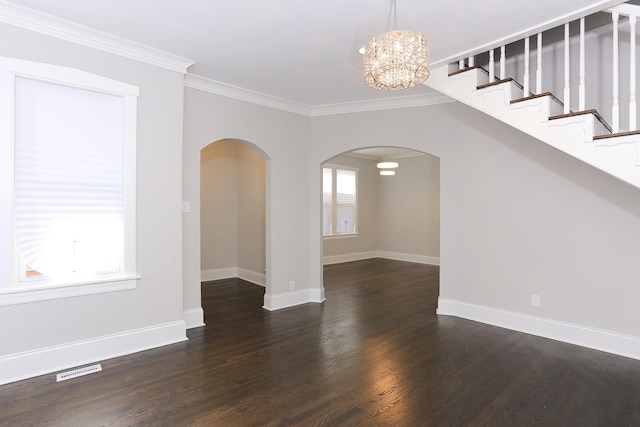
[3,258,640,426]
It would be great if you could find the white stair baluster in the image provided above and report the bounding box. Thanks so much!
[459,59,465,70]
[434,5,640,190]
[564,23,571,114]
[613,11,620,133]
[536,32,543,94]
[489,49,495,82]
[630,14,637,130]
[524,37,530,96]
[579,18,586,111]
[500,46,506,80]
[468,56,475,67]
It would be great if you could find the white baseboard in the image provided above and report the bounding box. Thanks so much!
[437,298,640,360]
[263,287,325,311]
[376,251,440,266]
[0,321,187,385]
[201,267,265,286]
[183,307,205,329]
[323,251,377,265]
[237,268,266,287]
[323,250,439,266]
[201,267,237,282]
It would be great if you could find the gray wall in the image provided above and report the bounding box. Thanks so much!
[5,12,640,382]
[0,24,186,356]
[322,154,379,257]
[200,140,266,275]
[201,141,239,270]
[310,102,640,337]
[376,154,440,257]
[237,143,267,275]
[322,152,441,261]
[201,144,439,273]
[182,88,313,312]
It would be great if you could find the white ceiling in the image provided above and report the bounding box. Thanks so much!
[5,0,625,107]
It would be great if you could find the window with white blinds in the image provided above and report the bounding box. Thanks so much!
[0,56,139,306]
[14,77,125,283]
[322,164,358,236]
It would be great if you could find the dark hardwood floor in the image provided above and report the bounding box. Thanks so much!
[3,258,640,426]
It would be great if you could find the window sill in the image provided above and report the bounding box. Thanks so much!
[0,275,140,306]
[323,233,359,241]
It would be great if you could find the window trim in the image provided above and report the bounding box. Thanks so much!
[0,56,140,306]
[0,276,140,307]
[322,233,359,241]
[322,163,359,239]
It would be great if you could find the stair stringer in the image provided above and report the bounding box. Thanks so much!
[425,64,640,190]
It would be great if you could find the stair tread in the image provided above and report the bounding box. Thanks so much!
[477,78,524,91]
[447,63,618,140]
[448,66,480,77]
[511,92,554,104]
[593,130,640,140]
[550,109,613,134]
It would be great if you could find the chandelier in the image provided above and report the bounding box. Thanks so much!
[364,1,429,90]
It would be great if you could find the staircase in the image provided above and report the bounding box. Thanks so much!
[425,3,640,190]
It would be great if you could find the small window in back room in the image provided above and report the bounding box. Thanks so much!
[322,164,358,236]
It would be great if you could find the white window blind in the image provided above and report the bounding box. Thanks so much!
[322,164,357,236]
[322,168,332,235]
[13,77,125,284]
[335,169,356,233]
[0,56,138,306]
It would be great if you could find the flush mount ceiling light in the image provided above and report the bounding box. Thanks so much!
[364,0,429,90]
[378,160,398,176]
[377,161,398,169]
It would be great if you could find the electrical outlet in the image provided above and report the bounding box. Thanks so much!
[531,294,541,307]
[289,281,295,291]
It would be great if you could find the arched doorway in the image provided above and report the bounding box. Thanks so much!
[320,146,440,288]
[200,139,267,291]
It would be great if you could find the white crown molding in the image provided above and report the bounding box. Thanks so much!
[0,1,193,73]
[185,73,454,117]
[309,92,455,117]
[185,73,312,116]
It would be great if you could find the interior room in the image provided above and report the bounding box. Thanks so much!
[2,0,640,425]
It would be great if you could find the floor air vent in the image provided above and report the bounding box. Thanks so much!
[56,364,102,382]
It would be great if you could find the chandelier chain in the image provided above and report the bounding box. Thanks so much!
[385,0,398,32]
